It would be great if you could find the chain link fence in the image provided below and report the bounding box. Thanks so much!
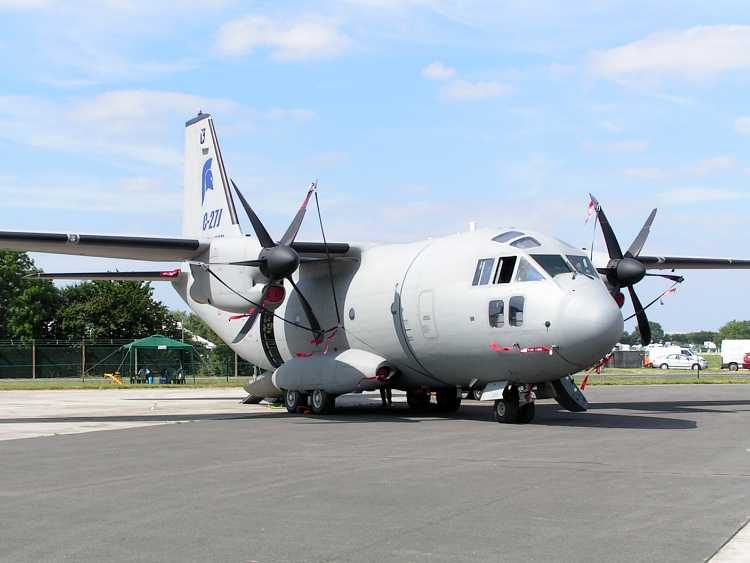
[0,339,255,380]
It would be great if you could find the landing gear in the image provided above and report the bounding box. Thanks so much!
[406,389,431,411]
[493,385,535,424]
[311,388,335,415]
[435,388,462,413]
[284,389,307,413]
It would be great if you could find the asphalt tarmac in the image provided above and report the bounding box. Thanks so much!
[1,385,749,562]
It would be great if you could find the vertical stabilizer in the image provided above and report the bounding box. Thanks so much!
[183,113,242,238]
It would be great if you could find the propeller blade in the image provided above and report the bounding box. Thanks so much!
[231,180,275,249]
[232,308,261,343]
[279,182,317,247]
[628,285,651,346]
[645,273,684,283]
[227,259,263,267]
[286,275,322,335]
[626,209,657,258]
[589,194,623,260]
[231,284,272,343]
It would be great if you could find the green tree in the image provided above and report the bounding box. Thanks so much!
[632,321,665,344]
[56,281,177,340]
[0,251,59,339]
[718,320,750,342]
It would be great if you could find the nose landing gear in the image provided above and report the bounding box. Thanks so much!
[493,384,535,424]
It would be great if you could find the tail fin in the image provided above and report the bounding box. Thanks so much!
[183,113,242,238]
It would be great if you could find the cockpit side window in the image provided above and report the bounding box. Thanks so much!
[511,236,541,249]
[489,300,504,327]
[472,258,495,286]
[492,230,524,243]
[493,256,517,284]
[567,255,599,278]
[509,296,524,327]
[515,258,545,282]
[530,254,572,277]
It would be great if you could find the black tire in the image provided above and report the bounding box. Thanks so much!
[493,397,519,423]
[660,363,669,370]
[691,364,700,371]
[311,388,334,415]
[729,363,739,372]
[472,389,484,401]
[517,402,535,424]
[284,389,306,413]
[435,388,462,412]
[406,389,431,411]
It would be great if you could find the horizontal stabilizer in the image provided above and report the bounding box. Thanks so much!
[27,269,184,281]
[0,231,207,262]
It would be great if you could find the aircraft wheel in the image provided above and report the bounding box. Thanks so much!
[493,397,519,423]
[406,389,431,411]
[435,388,461,412]
[311,388,334,415]
[517,402,535,424]
[284,389,307,413]
[472,389,484,401]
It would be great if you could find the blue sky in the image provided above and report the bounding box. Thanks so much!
[1,0,749,333]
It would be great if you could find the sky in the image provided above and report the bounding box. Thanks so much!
[1,0,749,333]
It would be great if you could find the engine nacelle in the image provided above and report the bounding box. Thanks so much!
[272,349,391,395]
[188,236,268,313]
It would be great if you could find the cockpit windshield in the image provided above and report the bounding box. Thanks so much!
[530,254,572,277]
[492,230,524,243]
[566,255,599,278]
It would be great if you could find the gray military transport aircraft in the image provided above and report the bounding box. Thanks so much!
[3,113,750,424]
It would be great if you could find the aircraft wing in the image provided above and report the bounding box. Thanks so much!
[26,269,184,281]
[0,230,208,261]
[637,256,750,270]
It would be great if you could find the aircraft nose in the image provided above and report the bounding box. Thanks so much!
[558,285,624,367]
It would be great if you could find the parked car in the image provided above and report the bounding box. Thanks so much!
[656,354,708,371]
[743,353,750,370]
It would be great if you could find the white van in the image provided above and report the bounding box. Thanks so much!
[720,340,750,371]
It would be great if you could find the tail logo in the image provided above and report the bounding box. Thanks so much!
[201,158,214,205]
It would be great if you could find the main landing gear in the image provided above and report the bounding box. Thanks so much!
[493,385,535,424]
[283,388,336,415]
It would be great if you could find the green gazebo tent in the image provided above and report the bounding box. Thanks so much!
[121,334,196,383]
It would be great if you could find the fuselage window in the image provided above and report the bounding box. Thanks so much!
[530,254,572,277]
[509,296,525,327]
[510,236,541,249]
[492,230,525,243]
[493,256,517,284]
[489,300,504,327]
[515,258,545,282]
[472,258,495,286]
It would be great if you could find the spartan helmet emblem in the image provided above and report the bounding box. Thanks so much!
[201,158,214,205]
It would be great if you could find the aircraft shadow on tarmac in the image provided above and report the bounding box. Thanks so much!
[7,398,743,429]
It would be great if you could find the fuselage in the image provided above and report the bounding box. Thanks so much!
[174,227,624,389]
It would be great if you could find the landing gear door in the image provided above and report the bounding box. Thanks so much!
[418,290,438,339]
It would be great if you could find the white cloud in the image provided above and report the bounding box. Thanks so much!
[0,91,312,169]
[590,25,750,81]
[581,139,650,153]
[421,61,455,80]
[735,117,750,136]
[658,188,750,204]
[681,155,736,176]
[441,79,511,100]
[0,0,51,9]
[216,15,351,60]
[624,167,664,180]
